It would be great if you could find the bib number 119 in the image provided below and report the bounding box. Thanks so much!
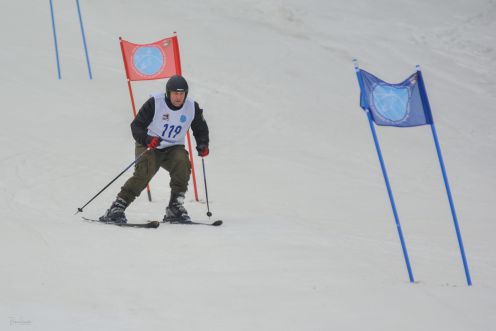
[162,124,182,138]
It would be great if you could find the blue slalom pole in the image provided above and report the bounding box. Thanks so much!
[353,60,415,283]
[365,111,415,283]
[416,66,472,286]
[76,0,93,79]
[49,0,61,79]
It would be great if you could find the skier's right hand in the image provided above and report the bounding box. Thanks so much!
[146,136,161,149]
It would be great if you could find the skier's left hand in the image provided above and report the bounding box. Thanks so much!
[196,144,209,157]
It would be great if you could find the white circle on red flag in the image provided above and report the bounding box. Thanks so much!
[133,46,165,76]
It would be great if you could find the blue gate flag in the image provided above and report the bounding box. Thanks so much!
[353,60,472,286]
[359,70,433,127]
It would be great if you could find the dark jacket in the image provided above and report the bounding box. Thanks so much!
[131,95,209,148]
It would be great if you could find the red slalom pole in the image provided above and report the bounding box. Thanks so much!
[186,130,199,201]
[120,37,152,201]
[174,33,199,201]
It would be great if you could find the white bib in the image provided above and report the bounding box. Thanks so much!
[147,93,195,149]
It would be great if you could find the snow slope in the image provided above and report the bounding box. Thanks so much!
[1,0,495,330]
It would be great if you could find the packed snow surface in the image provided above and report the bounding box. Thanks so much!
[1,0,495,330]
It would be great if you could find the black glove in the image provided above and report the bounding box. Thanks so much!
[196,144,209,157]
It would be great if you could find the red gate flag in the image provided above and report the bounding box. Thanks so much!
[118,34,199,202]
[120,36,181,81]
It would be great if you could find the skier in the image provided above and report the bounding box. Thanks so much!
[100,75,209,224]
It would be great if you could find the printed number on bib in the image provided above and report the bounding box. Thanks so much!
[162,124,182,138]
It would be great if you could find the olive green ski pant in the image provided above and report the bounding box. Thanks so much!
[117,144,191,204]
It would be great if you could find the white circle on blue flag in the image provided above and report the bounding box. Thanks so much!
[371,84,410,122]
[133,46,164,76]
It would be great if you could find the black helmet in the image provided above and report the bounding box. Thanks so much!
[166,75,188,99]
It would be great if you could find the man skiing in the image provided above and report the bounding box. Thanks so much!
[100,75,209,224]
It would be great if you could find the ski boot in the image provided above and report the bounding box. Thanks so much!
[163,192,191,224]
[99,197,128,224]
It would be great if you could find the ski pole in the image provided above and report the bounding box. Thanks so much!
[75,148,149,214]
[201,158,212,217]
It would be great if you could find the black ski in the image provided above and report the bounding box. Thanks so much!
[164,219,223,226]
[82,217,160,228]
